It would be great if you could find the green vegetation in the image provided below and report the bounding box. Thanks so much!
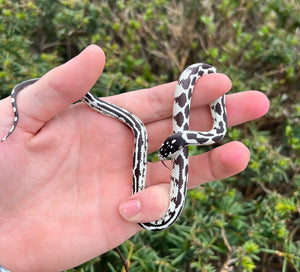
[1,0,299,271]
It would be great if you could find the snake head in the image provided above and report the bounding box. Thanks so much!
[158,132,186,160]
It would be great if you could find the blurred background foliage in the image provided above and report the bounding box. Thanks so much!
[1,0,300,271]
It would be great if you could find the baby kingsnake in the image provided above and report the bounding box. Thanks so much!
[1,63,227,232]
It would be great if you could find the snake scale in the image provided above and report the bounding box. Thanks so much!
[1,63,227,232]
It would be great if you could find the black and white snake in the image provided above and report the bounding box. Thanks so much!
[1,63,227,232]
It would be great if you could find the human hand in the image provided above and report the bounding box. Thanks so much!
[0,45,269,272]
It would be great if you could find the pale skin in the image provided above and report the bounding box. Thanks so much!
[0,45,269,272]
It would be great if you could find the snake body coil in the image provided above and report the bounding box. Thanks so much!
[1,63,227,232]
[141,63,227,231]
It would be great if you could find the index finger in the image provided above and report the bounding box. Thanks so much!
[105,73,232,124]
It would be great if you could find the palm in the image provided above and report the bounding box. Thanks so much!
[0,99,141,268]
[0,45,269,272]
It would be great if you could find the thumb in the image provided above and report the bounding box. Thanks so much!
[119,184,170,224]
[1,45,105,140]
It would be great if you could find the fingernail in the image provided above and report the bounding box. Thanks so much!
[120,199,141,219]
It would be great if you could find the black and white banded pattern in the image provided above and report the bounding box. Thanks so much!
[1,78,39,142]
[145,63,227,231]
[82,92,148,195]
[1,63,227,232]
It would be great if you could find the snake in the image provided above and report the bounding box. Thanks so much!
[1,63,227,233]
